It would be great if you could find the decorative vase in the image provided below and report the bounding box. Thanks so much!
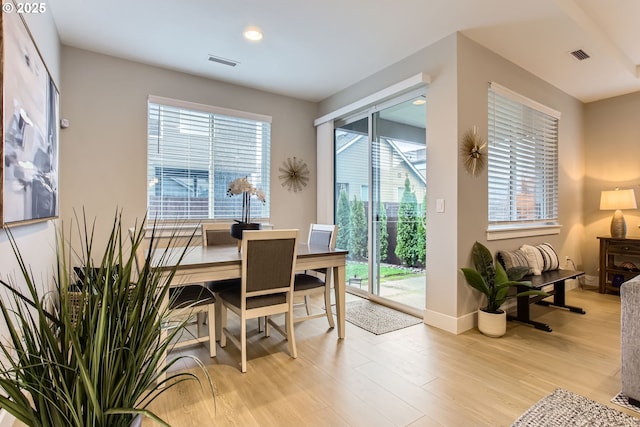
[230,222,262,240]
[477,308,506,338]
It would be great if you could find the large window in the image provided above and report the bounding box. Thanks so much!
[147,96,271,220]
[487,83,560,231]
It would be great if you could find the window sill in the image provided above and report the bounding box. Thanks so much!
[486,224,561,241]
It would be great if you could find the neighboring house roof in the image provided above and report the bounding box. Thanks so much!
[336,133,426,185]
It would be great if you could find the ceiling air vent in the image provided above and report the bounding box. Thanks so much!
[208,54,239,67]
[570,49,590,61]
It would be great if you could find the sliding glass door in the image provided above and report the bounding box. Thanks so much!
[334,90,426,313]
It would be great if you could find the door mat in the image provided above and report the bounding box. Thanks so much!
[511,388,640,426]
[345,300,421,335]
[612,392,640,415]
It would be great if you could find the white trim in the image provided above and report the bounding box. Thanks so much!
[316,121,334,223]
[488,82,561,119]
[486,224,562,241]
[148,95,272,123]
[424,309,475,335]
[314,73,430,126]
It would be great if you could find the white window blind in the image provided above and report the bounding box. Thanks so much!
[487,83,559,229]
[147,96,271,221]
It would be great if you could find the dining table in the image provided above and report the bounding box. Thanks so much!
[152,242,349,339]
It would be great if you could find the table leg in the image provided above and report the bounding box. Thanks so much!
[333,264,346,339]
[158,293,168,385]
[536,280,586,314]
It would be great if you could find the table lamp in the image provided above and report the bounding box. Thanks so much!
[600,188,637,238]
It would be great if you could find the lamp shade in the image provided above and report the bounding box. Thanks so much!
[600,189,637,211]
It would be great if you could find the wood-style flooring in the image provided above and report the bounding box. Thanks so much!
[143,288,632,427]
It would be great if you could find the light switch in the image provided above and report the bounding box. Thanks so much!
[436,198,445,213]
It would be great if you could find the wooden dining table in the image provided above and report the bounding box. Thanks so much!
[153,243,349,339]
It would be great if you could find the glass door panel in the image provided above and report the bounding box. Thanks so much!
[334,91,426,312]
[334,115,370,292]
[372,96,426,310]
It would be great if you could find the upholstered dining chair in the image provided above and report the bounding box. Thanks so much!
[132,227,217,358]
[292,223,337,327]
[201,223,243,339]
[201,222,237,247]
[218,229,298,373]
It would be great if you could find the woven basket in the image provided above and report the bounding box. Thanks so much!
[67,286,135,326]
[68,291,86,326]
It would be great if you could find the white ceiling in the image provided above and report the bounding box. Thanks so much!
[47,0,640,103]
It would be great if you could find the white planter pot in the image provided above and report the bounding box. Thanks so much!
[477,309,506,337]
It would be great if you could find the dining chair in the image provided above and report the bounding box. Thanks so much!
[132,227,217,357]
[291,223,337,327]
[201,223,243,339]
[201,222,237,247]
[218,229,298,373]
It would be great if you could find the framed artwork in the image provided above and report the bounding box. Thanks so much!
[1,3,59,227]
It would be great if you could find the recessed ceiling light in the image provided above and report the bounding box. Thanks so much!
[412,99,426,105]
[243,26,263,41]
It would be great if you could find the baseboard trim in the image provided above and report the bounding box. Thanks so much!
[424,309,476,335]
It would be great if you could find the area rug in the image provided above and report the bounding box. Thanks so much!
[612,392,640,415]
[511,388,640,426]
[345,300,421,335]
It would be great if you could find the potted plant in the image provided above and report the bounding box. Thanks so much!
[226,177,265,239]
[460,241,547,337]
[0,212,213,426]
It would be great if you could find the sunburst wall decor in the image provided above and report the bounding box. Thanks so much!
[278,156,309,192]
[460,126,487,177]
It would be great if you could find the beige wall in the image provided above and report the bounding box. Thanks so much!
[319,32,586,333]
[456,34,585,317]
[583,92,640,276]
[59,47,319,254]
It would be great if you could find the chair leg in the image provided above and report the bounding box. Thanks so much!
[304,295,312,316]
[215,298,223,341]
[286,309,297,359]
[208,303,216,358]
[240,313,247,373]
[197,311,206,338]
[264,316,271,337]
[324,286,335,329]
[220,304,227,348]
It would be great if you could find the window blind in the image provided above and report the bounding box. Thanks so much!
[147,96,271,221]
[487,83,559,227]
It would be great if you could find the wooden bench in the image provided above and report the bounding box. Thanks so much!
[507,269,585,332]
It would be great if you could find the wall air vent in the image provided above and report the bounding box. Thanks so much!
[570,49,590,61]
[208,54,239,67]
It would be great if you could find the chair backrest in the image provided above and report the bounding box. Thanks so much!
[307,224,337,249]
[202,223,237,246]
[241,229,298,296]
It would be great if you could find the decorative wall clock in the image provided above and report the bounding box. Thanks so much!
[460,126,487,177]
[278,156,309,192]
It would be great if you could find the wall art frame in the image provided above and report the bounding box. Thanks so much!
[1,2,59,227]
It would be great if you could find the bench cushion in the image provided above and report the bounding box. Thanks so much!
[521,243,560,275]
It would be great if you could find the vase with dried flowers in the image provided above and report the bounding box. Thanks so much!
[226,176,265,239]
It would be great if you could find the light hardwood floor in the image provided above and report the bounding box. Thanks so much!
[144,288,633,427]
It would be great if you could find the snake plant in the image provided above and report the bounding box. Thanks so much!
[0,212,213,426]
